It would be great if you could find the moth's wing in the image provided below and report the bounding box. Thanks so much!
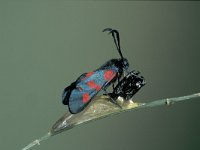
[62,84,73,105]
[62,73,87,105]
[68,69,117,114]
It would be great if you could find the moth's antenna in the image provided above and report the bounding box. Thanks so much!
[103,28,124,60]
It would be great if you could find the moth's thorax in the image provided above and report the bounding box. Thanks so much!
[98,58,129,71]
[113,58,129,72]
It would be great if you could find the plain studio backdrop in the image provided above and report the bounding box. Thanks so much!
[0,1,199,150]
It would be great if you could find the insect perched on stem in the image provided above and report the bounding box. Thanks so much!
[108,70,146,101]
[62,28,130,114]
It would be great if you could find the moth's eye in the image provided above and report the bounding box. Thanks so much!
[123,59,129,69]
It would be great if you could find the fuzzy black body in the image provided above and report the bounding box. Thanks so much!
[109,70,146,101]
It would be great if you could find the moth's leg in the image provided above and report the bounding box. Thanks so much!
[103,88,122,109]
[123,71,126,78]
[117,76,120,83]
[112,83,115,91]
[123,69,130,78]
[117,72,121,84]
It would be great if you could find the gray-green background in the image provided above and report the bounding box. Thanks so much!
[0,1,199,150]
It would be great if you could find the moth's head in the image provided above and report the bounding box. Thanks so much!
[115,58,129,73]
[122,58,129,70]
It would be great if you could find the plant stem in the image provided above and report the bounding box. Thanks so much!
[21,132,51,150]
[21,92,200,150]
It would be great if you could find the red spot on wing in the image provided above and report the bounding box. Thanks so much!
[104,70,116,81]
[82,93,90,103]
[87,80,101,91]
[77,86,83,91]
[86,72,94,77]
[95,85,101,91]
[81,72,94,81]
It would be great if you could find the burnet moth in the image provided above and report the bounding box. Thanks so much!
[62,28,129,114]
